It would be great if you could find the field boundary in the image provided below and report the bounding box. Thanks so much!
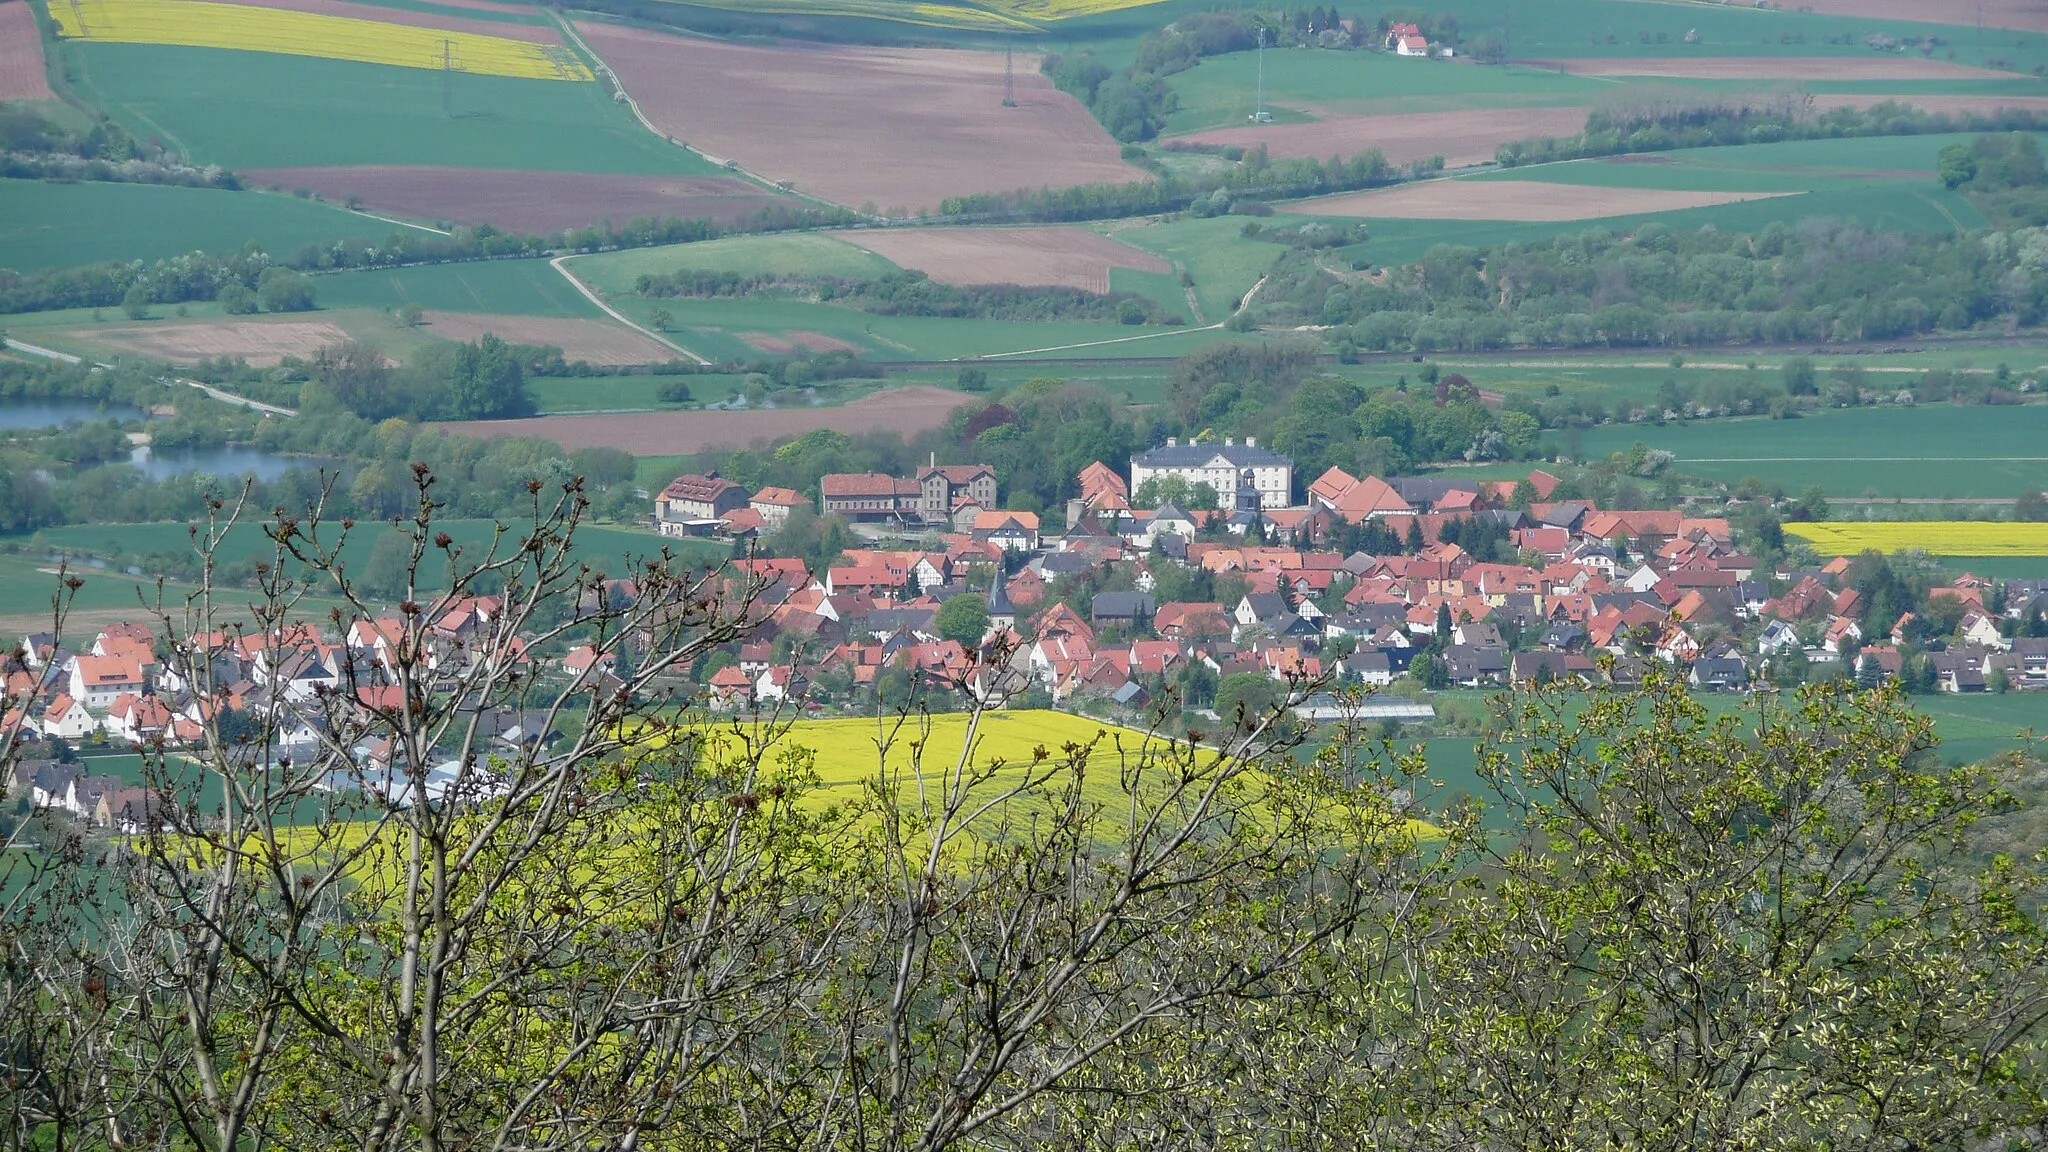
[549,254,709,365]
[982,274,1264,359]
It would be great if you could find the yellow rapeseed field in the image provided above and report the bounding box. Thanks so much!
[981,0,1170,20]
[641,0,1035,31]
[1784,522,2048,557]
[49,0,594,81]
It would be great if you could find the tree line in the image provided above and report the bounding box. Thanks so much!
[633,266,1183,325]
[1497,95,2048,168]
[1262,207,2044,352]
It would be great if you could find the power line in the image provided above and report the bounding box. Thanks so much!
[441,37,454,117]
[1003,40,1016,108]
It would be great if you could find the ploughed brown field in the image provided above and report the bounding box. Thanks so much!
[213,0,561,42]
[574,22,1146,213]
[1296,180,1795,222]
[73,319,355,366]
[443,385,974,454]
[1176,106,1593,169]
[1533,56,2018,80]
[1791,0,2048,33]
[735,331,858,356]
[834,226,1172,292]
[0,1,54,101]
[238,166,791,233]
[419,312,671,365]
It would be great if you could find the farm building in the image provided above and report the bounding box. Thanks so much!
[656,473,749,534]
[1386,22,1429,55]
[820,462,997,524]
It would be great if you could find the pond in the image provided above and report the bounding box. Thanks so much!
[127,446,342,481]
[0,397,147,429]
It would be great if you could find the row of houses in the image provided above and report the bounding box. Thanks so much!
[696,457,2048,711]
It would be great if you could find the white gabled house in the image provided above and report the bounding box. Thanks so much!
[41,695,94,740]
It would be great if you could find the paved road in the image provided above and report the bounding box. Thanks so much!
[2,337,298,417]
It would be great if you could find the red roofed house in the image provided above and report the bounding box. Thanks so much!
[104,693,175,745]
[42,694,94,740]
[1076,461,1131,511]
[748,486,809,527]
[1308,467,1415,524]
[820,473,923,521]
[656,473,749,535]
[69,655,148,710]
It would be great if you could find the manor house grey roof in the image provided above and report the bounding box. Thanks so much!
[1134,443,1292,468]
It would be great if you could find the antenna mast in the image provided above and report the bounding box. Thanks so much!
[1253,27,1267,122]
[1003,40,1016,107]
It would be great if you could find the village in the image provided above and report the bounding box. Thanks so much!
[649,437,2048,714]
[7,436,2045,837]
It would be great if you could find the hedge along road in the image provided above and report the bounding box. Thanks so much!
[548,255,709,366]
[0,337,299,417]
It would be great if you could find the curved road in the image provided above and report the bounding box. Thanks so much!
[2,337,298,417]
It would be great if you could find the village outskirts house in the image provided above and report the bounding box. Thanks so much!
[655,473,748,536]
[747,486,808,528]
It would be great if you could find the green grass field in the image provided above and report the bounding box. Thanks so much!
[1566,403,2048,499]
[313,259,602,317]
[527,372,749,413]
[0,181,406,272]
[59,42,719,174]
[28,518,724,592]
[1164,54,1607,133]
[1108,216,1279,321]
[603,292,1227,362]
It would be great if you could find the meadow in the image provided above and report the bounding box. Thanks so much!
[0,181,401,272]
[602,292,1218,363]
[1566,403,2048,499]
[527,372,747,413]
[49,0,592,80]
[1784,522,2048,557]
[313,259,604,317]
[1106,216,1278,321]
[1163,53,1605,133]
[29,518,724,593]
[58,43,697,172]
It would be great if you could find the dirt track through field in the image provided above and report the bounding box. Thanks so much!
[213,0,559,41]
[1296,180,1794,221]
[240,166,789,233]
[1176,106,1594,168]
[835,227,1171,291]
[76,319,353,366]
[442,385,975,454]
[1789,0,2048,33]
[0,2,55,100]
[419,312,673,365]
[1534,56,2018,80]
[574,21,1147,213]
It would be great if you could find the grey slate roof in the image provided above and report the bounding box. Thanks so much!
[1133,443,1292,468]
